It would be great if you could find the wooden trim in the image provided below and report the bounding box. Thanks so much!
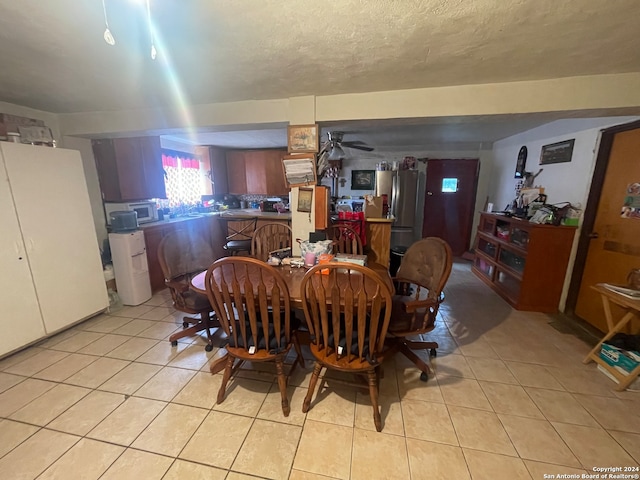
[565,119,640,314]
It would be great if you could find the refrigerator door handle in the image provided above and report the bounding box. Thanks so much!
[390,173,398,218]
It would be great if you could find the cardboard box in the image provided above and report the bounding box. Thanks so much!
[364,196,383,218]
[0,113,45,127]
[599,343,640,375]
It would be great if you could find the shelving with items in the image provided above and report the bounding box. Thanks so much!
[472,212,577,312]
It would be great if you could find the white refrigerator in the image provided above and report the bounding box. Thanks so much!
[109,231,152,306]
[0,143,108,356]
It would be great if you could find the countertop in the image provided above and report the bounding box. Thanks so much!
[139,209,291,229]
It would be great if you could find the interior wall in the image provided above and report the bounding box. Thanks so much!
[61,136,108,246]
[489,115,640,310]
[321,146,494,249]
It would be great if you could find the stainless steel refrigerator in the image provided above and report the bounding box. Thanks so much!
[375,170,419,247]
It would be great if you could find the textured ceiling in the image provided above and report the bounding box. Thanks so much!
[0,0,639,114]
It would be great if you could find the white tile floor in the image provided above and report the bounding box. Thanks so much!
[1,261,639,479]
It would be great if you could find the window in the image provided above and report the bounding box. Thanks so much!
[441,178,458,193]
[161,150,206,207]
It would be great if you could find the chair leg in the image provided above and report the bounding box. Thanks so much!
[275,355,290,417]
[399,342,432,380]
[368,369,382,432]
[216,355,235,404]
[302,362,323,413]
[292,333,305,369]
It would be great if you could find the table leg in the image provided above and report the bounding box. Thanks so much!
[583,308,637,365]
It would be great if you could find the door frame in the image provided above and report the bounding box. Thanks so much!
[565,119,640,314]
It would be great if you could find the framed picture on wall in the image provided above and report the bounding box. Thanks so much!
[540,139,575,165]
[297,187,313,212]
[351,170,375,190]
[287,124,319,153]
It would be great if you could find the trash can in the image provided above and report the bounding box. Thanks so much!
[390,245,408,277]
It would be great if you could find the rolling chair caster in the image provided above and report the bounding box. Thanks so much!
[171,340,178,347]
[429,348,437,357]
[205,343,214,352]
[420,372,429,382]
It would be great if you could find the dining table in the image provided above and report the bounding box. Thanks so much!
[190,261,394,309]
[190,260,394,374]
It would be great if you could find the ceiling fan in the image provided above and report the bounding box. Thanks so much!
[323,131,374,160]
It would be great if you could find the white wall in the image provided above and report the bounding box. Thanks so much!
[322,146,493,248]
[61,136,109,246]
[489,115,640,310]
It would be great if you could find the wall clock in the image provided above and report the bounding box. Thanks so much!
[515,146,527,179]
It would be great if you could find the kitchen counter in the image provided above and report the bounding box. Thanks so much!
[366,216,395,223]
[219,209,291,221]
[139,209,291,228]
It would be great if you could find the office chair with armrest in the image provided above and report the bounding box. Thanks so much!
[386,237,452,381]
[157,230,220,351]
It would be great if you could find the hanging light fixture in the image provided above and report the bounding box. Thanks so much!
[146,0,157,59]
[327,143,346,161]
[101,0,115,45]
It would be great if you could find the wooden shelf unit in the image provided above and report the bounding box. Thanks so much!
[471,213,577,312]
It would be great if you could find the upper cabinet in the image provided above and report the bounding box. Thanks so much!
[226,149,288,195]
[195,145,228,195]
[92,136,166,201]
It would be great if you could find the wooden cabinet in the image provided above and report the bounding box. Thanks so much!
[365,219,393,267]
[472,213,577,312]
[226,151,247,195]
[143,216,227,292]
[92,136,166,201]
[195,146,228,194]
[226,149,288,195]
[0,144,107,356]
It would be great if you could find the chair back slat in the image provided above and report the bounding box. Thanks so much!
[251,223,293,261]
[326,224,363,255]
[300,263,392,366]
[205,257,291,355]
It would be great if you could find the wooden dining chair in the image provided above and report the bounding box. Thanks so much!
[203,257,304,416]
[326,223,364,255]
[386,237,452,381]
[300,263,393,431]
[251,222,292,261]
[157,230,220,351]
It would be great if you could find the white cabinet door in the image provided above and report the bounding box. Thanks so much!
[0,146,46,355]
[3,144,108,334]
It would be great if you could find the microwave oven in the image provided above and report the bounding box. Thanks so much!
[105,201,158,225]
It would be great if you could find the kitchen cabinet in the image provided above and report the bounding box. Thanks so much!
[92,136,166,201]
[226,149,288,195]
[0,143,108,357]
[195,145,228,194]
[143,216,227,292]
[226,151,246,195]
[365,218,393,267]
[471,212,576,312]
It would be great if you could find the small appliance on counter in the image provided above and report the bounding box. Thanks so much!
[105,201,158,224]
[109,211,138,232]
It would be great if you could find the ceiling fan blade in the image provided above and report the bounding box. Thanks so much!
[346,144,374,152]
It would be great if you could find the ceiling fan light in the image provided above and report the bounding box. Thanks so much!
[327,144,345,160]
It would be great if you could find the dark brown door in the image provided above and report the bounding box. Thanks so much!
[574,127,640,333]
[422,159,479,256]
